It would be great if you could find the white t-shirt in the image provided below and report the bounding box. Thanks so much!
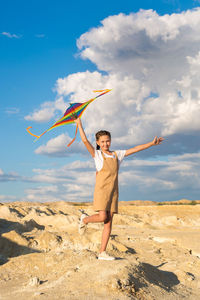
[94,149,126,172]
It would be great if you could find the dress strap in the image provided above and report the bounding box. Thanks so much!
[101,151,106,160]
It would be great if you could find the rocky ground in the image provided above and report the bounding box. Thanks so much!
[0,201,200,300]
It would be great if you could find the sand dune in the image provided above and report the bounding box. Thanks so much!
[0,201,200,299]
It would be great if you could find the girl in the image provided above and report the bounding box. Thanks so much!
[73,117,164,260]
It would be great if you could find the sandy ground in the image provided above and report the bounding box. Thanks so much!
[0,201,200,300]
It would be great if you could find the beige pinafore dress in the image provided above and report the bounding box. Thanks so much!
[93,151,119,213]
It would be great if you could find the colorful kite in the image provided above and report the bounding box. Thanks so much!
[26,89,111,147]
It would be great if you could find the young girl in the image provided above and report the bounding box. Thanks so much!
[73,117,164,260]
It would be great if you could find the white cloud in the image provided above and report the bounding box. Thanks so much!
[27,8,200,156]
[75,9,200,142]
[120,152,200,192]
[23,161,96,202]
[77,9,200,74]
[0,168,20,182]
[35,133,87,157]
[1,32,21,39]
[25,97,66,122]
[21,151,200,202]
[55,71,151,143]
[24,185,59,202]
[0,195,18,202]
[1,149,199,202]
[31,161,95,185]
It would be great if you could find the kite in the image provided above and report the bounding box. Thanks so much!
[26,89,111,147]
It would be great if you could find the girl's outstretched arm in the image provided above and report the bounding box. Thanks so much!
[125,136,164,157]
[73,117,95,157]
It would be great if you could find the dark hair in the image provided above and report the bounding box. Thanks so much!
[95,130,111,150]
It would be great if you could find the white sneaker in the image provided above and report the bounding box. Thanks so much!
[98,251,115,261]
[78,213,87,235]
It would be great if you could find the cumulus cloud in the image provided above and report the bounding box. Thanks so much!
[25,97,66,122]
[52,71,155,155]
[76,9,200,140]
[163,51,200,135]
[34,133,87,157]
[77,9,200,75]
[27,8,200,157]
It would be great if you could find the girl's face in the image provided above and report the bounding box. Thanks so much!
[97,135,111,151]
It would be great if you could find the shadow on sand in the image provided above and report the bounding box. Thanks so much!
[132,262,180,292]
[0,218,42,266]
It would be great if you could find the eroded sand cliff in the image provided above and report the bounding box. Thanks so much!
[0,201,200,300]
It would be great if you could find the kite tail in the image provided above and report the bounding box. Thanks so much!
[26,126,47,141]
[93,89,111,95]
[67,124,78,147]
[93,89,111,92]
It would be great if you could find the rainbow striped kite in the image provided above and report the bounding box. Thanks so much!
[26,89,111,147]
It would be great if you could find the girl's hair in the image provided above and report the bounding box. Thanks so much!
[95,130,111,150]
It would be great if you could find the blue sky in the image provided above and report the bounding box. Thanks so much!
[1,0,200,202]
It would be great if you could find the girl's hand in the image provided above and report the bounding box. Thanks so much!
[153,136,164,145]
[71,113,81,125]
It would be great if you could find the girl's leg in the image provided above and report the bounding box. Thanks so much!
[83,210,107,224]
[100,211,113,253]
[79,211,107,235]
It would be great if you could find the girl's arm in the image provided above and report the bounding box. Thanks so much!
[73,117,95,157]
[125,136,164,157]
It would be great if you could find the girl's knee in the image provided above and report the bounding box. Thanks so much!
[99,211,107,222]
[104,211,113,223]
